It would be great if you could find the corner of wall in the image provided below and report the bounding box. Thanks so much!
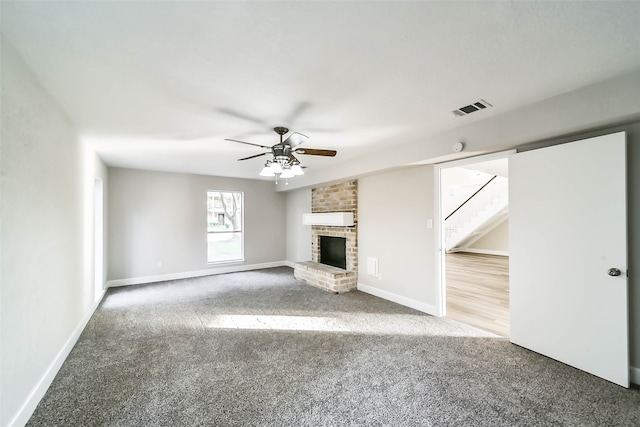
[631,366,640,386]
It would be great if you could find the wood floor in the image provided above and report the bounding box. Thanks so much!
[446,252,510,337]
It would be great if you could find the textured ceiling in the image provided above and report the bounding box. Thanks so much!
[3,1,640,181]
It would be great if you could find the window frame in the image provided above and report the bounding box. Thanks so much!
[206,190,245,264]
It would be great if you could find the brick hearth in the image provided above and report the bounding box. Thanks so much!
[294,261,356,294]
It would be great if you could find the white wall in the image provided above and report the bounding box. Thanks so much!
[285,188,312,263]
[107,168,286,282]
[0,39,108,426]
[357,166,437,313]
[467,219,509,254]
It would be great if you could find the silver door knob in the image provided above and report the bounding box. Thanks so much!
[608,268,622,277]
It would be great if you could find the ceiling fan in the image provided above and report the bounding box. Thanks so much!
[225,126,337,180]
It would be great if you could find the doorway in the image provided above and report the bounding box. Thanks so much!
[435,151,513,336]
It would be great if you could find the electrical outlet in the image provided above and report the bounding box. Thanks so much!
[156,261,162,268]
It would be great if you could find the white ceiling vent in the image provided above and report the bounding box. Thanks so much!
[452,99,493,117]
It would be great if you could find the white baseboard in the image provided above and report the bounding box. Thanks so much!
[357,282,439,316]
[106,261,289,288]
[9,289,107,427]
[455,248,509,257]
[631,365,640,386]
[284,260,295,268]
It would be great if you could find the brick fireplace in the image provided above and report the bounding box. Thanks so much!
[294,180,358,293]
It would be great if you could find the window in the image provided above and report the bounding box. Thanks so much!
[207,191,243,263]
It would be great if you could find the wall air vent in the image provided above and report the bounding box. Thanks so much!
[452,99,493,117]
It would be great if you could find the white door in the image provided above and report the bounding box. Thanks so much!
[509,132,628,387]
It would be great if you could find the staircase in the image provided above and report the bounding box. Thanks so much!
[445,176,508,252]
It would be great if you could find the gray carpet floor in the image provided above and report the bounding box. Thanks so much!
[28,267,640,426]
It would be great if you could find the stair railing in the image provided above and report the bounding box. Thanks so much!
[445,175,497,221]
[444,176,508,242]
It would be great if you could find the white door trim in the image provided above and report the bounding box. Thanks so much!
[433,150,516,317]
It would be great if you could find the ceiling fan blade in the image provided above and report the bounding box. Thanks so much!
[304,128,341,133]
[237,152,269,161]
[283,132,309,148]
[216,108,266,125]
[225,138,272,149]
[294,148,337,157]
[288,154,302,164]
[283,101,311,124]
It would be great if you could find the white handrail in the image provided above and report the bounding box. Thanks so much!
[445,177,508,247]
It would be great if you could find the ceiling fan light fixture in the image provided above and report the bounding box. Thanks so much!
[259,162,275,177]
[280,168,294,179]
[291,164,304,175]
[270,162,283,173]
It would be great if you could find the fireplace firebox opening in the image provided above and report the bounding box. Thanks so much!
[320,236,347,270]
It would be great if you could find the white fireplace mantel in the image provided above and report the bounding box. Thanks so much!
[302,212,354,227]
